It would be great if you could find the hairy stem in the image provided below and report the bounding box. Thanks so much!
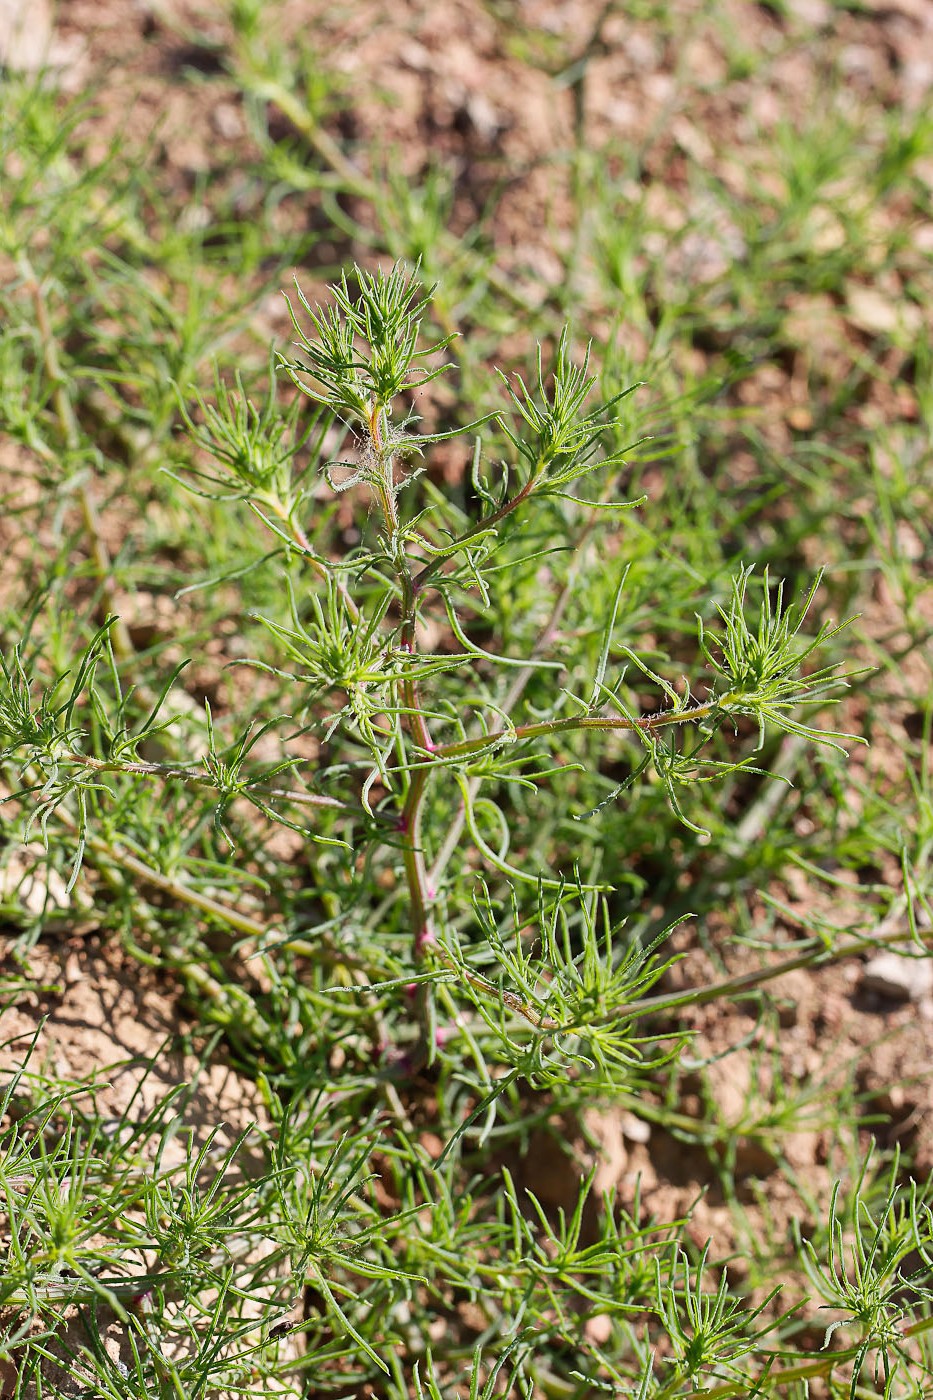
[364,402,437,1031]
[431,703,716,761]
[698,1310,933,1399]
[262,500,361,622]
[429,516,598,890]
[50,748,353,812]
[412,475,537,596]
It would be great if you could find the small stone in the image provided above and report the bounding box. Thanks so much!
[620,1111,651,1144]
[847,285,923,338]
[419,1132,444,1160]
[784,0,831,23]
[862,951,933,1003]
[462,91,501,142]
[787,405,814,433]
[211,102,244,141]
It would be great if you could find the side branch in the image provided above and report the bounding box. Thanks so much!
[431,704,716,761]
[49,750,354,812]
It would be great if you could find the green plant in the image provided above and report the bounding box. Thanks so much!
[3,256,920,1397]
[2,262,860,1050]
[4,10,933,1391]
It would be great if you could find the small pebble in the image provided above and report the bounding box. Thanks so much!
[620,1111,651,1144]
[861,951,933,1003]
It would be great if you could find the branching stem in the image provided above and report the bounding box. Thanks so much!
[412,475,537,596]
[51,749,352,812]
[363,398,436,1002]
[431,704,715,761]
[436,912,932,1036]
[696,1311,933,1399]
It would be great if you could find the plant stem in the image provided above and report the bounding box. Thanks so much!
[51,748,353,812]
[411,476,537,596]
[697,1311,933,1399]
[431,704,716,761]
[435,907,931,1036]
[616,911,931,1027]
[263,500,361,623]
[427,525,591,891]
[364,401,436,998]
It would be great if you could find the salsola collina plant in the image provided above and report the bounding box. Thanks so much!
[0,258,860,1119]
[10,260,933,1400]
[176,261,853,1060]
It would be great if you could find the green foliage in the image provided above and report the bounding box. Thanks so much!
[655,1245,782,1388]
[699,568,863,750]
[798,1151,933,1399]
[2,9,932,1396]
